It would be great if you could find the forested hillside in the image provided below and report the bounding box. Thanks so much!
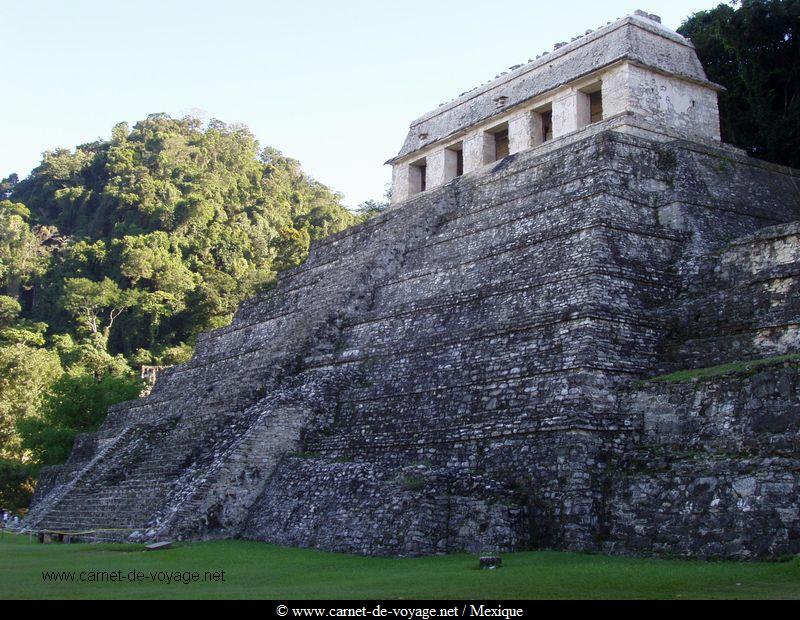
[0,114,359,508]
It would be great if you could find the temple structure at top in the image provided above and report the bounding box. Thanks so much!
[386,10,724,204]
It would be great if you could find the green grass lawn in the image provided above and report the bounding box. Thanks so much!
[1,531,798,600]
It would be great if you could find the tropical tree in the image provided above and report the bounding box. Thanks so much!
[61,277,134,348]
[18,371,141,467]
[0,200,48,298]
[0,342,62,461]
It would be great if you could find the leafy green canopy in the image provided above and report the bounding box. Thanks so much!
[18,372,142,467]
[679,0,800,168]
[0,459,35,512]
[9,114,357,357]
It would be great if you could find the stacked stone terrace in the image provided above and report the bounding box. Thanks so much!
[24,12,800,559]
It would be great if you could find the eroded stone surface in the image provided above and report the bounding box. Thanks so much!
[23,128,800,559]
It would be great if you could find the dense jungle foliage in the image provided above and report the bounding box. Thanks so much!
[679,0,800,168]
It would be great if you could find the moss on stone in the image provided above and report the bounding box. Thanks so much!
[645,353,800,384]
[291,451,322,460]
[402,475,426,491]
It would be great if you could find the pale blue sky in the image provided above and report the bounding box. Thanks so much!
[1,0,724,207]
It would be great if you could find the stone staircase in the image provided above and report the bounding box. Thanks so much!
[24,187,459,542]
[22,427,136,534]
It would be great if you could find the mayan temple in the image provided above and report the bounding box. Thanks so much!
[23,11,800,559]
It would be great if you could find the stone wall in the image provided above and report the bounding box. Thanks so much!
[23,128,800,559]
[661,222,800,371]
[609,363,800,559]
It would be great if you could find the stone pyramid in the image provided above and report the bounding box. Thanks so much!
[24,12,800,559]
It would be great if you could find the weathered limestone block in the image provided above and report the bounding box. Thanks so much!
[392,163,411,203]
[464,132,494,173]
[612,364,800,559]
[426,148,460,188]
[508,111,543,153]
[553,89,590,138]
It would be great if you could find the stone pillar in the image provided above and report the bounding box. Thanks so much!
[391,164,410,204]
[427,149,447,189]
[464,132,494,173]
[392,162,427,201]
[509,111,545,154]
[552,90,591,138]
[601,63,630,118]
[443,148,460,183]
